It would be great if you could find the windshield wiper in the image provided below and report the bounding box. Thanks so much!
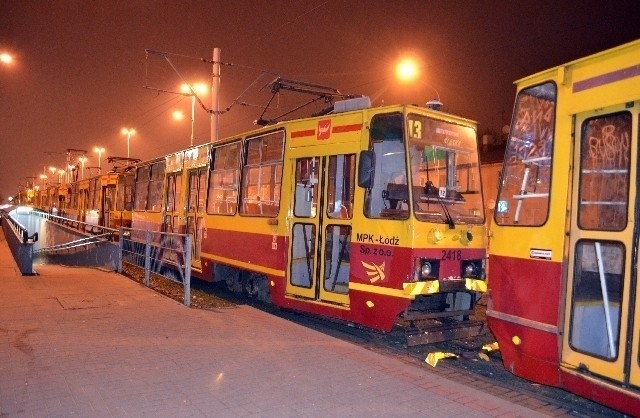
[424,181,455,229]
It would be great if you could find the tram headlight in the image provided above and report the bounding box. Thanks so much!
[414,258,439,281]
[461,260,484,279]
[421,262,432,278]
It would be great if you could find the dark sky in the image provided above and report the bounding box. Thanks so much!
[1,0,639,200]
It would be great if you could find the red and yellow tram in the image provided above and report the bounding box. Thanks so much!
[488,39,640,414]
[131,98,487,336]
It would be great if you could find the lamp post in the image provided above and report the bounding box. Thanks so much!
[180,83,208,147]
[78,156,88,180]
[121,128,136,158]
[94,146,105,173]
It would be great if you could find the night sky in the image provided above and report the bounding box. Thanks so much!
[1,0,639,200]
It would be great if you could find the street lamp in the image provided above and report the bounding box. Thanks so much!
[395,57,419,83]
[0,52,13,65]
[57,169,65,184]
[78,156,88,180]
[180,82,208,147]
[121,128,136,158]
[94,146,105,173]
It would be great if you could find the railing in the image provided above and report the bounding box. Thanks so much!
[35,211,117,241]
[119,227,192,306]
[33,232,115,255]
[1,208,38,275]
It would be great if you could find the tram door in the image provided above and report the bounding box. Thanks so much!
[102,184,116,228]
[286,152,356,306]
[562,104,640,387]
[185,168,207,270]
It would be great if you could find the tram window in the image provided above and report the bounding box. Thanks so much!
[188,169,207,213]
[290,223,315,288]
[117,175,135,211]
[104,186,115,212]
[134,165,151,211]
[324,225,351,294]
[241,130,284,217]
[207,142,240,215]
[147,161,166,212]
[570,240,623,360]
[294,157,319,218]
[408,116,484,224]
[164,173,182,213]
[495,82,556,226]
[327,154,356,219]
[116,175,133,211]
[578,112,631,231]
[364,113,409,219]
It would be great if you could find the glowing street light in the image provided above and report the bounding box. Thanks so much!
[395,58,419,83]
[180,82,208,147]
[121,128,136,158]
[94,146,105,173]
[0,53,13,65]
[78,156,88,180]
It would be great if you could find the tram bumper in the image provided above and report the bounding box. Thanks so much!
[403,278,487,296]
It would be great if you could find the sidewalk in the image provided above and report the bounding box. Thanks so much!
[0,228,545,417]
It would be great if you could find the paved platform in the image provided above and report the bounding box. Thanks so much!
[0,228,547,417]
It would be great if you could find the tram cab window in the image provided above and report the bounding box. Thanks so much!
[408,116,484,225]
[495,82,556,226]
[364,113,409,219]
[363,112,483,224]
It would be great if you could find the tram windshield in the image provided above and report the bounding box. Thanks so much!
[365,113,483,225]
[408,116,484,224]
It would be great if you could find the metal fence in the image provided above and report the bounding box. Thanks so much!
[119,227,193,306]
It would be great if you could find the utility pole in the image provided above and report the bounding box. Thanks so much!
[211,47,221,143]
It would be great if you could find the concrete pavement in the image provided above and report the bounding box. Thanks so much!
[0,227,549,417]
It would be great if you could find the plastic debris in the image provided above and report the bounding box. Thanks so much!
[482,341,499,352]
[478,352,490,361]
[425,352,458,367]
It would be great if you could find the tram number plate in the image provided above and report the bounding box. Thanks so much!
[441,250,461,260]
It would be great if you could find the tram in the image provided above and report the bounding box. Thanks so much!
[39,157,137,230]
[131,97,487,340]
[487,39,640,414]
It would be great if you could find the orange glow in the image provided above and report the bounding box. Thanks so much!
[172,110,185,121]
[0,53,13,64]
[180,82,208,96]
[395,58,419,82]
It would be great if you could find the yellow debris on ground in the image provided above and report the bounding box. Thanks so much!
[482,341,499,352]
[425,352,458,367]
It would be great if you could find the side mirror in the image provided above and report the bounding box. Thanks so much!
[357,150,374,189]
